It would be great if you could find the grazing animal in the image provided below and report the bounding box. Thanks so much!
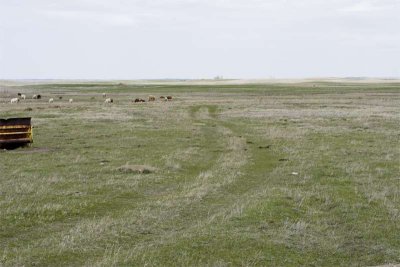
[33,94,42,99]
[21,94,26,100]
[160,96,165,99]
[167,96,173,100]
[134,98,145,103]
[148,95,156,101]
[17,93,22,97]
[11,98,19,104]
[69,99,73,103]
[59,96,63,100]
[104,98,113,103]
[102,93,107,98]
[49,98,54,103]
[32,95,38,99]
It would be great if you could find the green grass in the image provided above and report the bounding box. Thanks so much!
[0,81,399,266]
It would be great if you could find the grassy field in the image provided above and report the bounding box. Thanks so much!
[0,81,399,266]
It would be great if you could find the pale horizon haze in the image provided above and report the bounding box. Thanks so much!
[0,0,399,79]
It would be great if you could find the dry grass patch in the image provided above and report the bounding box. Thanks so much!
[117,164,157,174]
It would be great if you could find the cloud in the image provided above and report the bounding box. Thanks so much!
[339,0,400,13]
[38,9,136,27]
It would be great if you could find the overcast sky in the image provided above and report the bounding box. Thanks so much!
[0,0,399,79]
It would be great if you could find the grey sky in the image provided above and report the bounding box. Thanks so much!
[0,0,399,79]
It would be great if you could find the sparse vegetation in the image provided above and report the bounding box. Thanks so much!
[0,81,399,266]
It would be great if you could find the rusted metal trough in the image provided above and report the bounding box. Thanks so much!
[0,117,33,149]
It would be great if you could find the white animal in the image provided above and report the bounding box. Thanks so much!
[69,98,73,103]
[32,95,37,99]
[21,94,26,100]
[49,98,54,103]
[102,93,107,98]
[11,98,19,104]
[104,98,113,103]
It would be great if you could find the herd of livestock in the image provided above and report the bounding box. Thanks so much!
[7,93,173,104]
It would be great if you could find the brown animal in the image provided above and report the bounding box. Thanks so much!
[134,98,146,103]
[148,95,156,101]
[167,96,172,100]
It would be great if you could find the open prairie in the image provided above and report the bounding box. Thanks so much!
[0,81,399,266]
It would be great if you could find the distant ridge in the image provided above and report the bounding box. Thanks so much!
[1,77,399,86]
